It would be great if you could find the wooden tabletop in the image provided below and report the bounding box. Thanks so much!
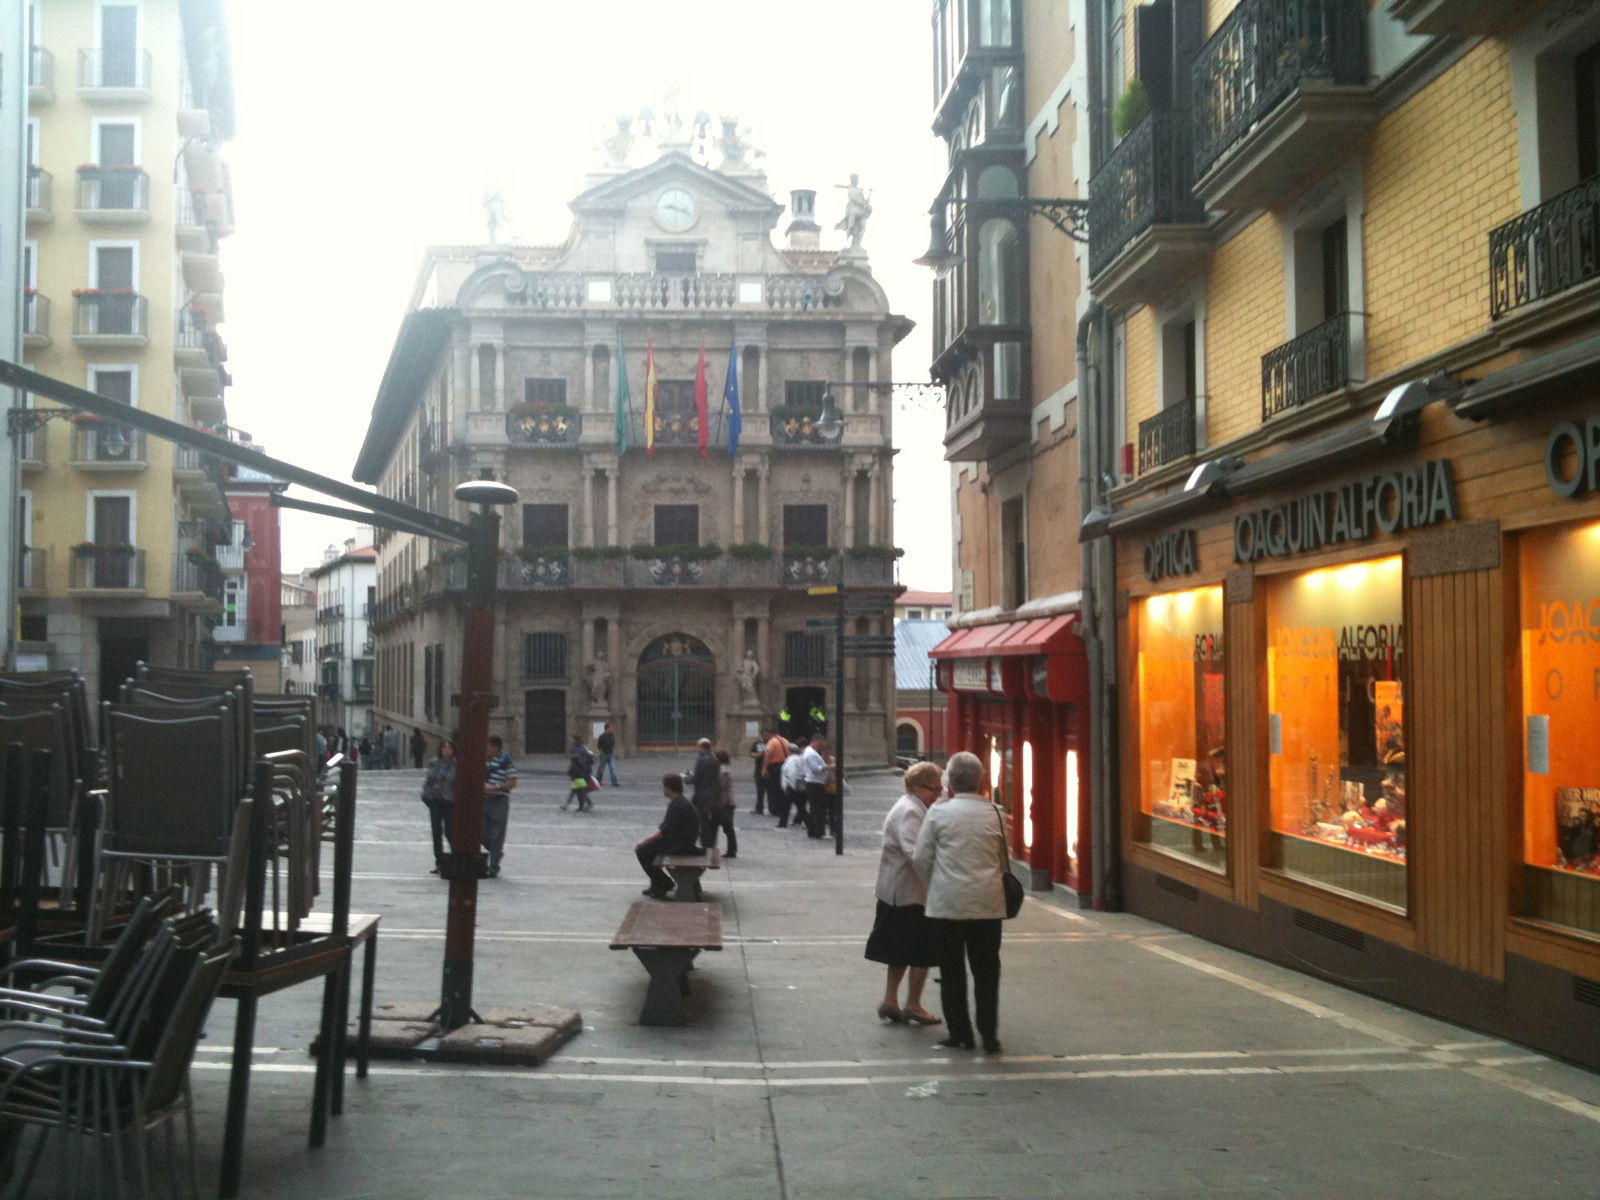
[610,900,723,951]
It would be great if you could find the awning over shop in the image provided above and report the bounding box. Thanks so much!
[929,614,1081,659]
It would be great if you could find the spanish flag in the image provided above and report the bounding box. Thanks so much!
[644,336,659,458]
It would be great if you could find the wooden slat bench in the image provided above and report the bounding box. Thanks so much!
[610,900,722,1025]
[653,847,721,901]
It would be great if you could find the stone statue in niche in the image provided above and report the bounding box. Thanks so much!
[586,651,611,707]
[737,650,761,707]
[834,174,872,251]
[482,189,507,245]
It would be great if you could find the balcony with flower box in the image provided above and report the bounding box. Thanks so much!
[506,405,581,447]
[75,165,150,224]
[28,46,54,104]
[26,168,51,226]
[70,419,146,473]
[22,291,50,349]
[1191,0,1373,213]
[171,552,224,614]
[1088,111,1210,310]
[69,545,145,595]
[769,409,844,451]
[76,47,152,101]
[502,551,573,590]
[625,550,728,588]
[72,291,148,348]
[175,191,219,254]
[1260,311,1364,421]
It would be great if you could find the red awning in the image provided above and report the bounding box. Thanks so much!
[928,614,1081,659]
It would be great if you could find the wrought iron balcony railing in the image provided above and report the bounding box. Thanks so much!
[76,166,149,215]
[1138,398,1199,474]
[1261,311,1360,420]
[26,167,51,216]
[76,47,152,91]
[1488,174,1600,320]
[73,293,148,339]
[172,555,223,600]
[28,46,54,96]
[503,555,573,589]
[770,412,845,449]
[504,270,841,312]
[317,604,345,623]
[1088,111,1206,277]
[22,292,49,342]
[18,548,45,591]
[1192,0,1366,180]
[70,546,144,590]
[506,409,581,446]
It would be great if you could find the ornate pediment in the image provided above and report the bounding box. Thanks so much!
[639,472,714,500]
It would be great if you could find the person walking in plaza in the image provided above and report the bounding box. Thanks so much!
[410,727,426,769]
[782,738,808,831]
[690,736,720,850]
[381,725,401,770]
[482,734,518,878]
[707,747,738,858]
[596,721,620,787]
[421,738,457,875]
[913,751,1007,1055]
[764,727,791,826]
[801,735,833,839]
[565,732,596,813]
[866,761,944,1026]
[750,729,769,815]
[635,773,702,899]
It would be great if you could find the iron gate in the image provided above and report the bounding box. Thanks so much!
[636,634,715,747]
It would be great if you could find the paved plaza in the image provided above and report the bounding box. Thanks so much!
[144,756,1600,1198]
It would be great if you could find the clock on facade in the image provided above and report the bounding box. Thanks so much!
[653,188,697,232]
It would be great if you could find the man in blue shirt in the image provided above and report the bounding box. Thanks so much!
[635,773,701,898]
[482,735,518,878]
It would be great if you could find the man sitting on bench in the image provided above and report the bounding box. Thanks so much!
[636,772,702,899]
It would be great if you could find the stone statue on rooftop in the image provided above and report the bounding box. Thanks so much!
[835,174,872,252]
[483,189,507,245]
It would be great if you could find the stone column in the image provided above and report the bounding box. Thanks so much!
[581,461,595,545]
[756,345,768,412]
[583,344,595,411]
[868,616,885,709]
[842,467,856,550]
[867,461,882,544]
[732,466,745,544]
[756,463,770,545]
[605,467,620,546]
[469,342,481,410]
[493,344,505,410]
[580,612,596,702]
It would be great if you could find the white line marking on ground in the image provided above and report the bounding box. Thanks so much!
[1465,1065,1600,1125]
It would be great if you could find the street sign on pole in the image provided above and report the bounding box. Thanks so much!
[844,596,894,613]
[805,617,841,631]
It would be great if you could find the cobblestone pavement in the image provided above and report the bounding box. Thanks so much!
[53,754,1600,1197]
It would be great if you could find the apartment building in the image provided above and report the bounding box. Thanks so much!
[353,126,908,758]
[16,0,236,700]
[1090,0,1600,1069]
[306,539,374,737]
[924,0,1099,898]
[210,453,282,689]
[280,571,316,696]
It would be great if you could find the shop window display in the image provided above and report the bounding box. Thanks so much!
[1266,557,1406,909]
[1136,586,1226,871]
[1520,520,1600,934]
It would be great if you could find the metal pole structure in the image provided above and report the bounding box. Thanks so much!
[438,482,515,1031]
[834,561,846,856]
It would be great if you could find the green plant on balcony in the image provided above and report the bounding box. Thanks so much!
[516,543,569,563]
[185,547,217,567]
[571,544,628,560]
[1112,78,1150,140]
[727,542,774,559]
[629,542,723,562]
[783,544,837,559]
[844,544,904,559]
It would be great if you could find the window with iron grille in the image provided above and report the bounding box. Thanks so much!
[522,503,569,548]
[523,632,569,682]
[654,504,699,546]
[523,378,568,407]
[784,380,827,413]
[656,378,696,419]
[783,631,830,678]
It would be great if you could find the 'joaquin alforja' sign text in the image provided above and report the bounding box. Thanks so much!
[1233,459,1458,564]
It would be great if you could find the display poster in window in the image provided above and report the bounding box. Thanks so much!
[1519,521,1600,932]
[1135,586,1226,869]
[1266,557,1406,908]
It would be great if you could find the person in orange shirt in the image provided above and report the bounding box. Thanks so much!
[764,729,790,827]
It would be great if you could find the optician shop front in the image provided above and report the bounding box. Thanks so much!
[1107,344,1600,1070]
[929,613,1091,900]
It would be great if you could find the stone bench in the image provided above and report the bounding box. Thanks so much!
[609,900,723,1025]
[653,847,722,901]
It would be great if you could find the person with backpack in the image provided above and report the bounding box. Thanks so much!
[565,732,596,812]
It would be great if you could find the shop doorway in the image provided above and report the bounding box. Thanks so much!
[523,689,566,753]
[98,631,147,705]
[636,634,714,748]
[783,685,827,740]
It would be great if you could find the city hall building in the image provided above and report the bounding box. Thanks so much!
[353,122,908,758]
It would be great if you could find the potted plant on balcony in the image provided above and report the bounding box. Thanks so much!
[727,542,774,559]
[1112,78,1150,141]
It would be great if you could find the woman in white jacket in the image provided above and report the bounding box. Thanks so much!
[864,760,945,1026]
[912,750,1007,1054]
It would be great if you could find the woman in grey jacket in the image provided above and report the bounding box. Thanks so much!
[912,750,1007,1054]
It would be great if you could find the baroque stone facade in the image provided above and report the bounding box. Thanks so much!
[355,142,910,758]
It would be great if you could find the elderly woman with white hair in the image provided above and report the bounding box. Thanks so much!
[912,750,1008,1054]
[864,760,946,1026]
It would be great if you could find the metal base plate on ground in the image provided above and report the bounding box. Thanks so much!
[353,1002,583,1066]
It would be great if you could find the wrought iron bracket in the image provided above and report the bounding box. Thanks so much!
[1011,197,1091,242]
[6,406,73,435]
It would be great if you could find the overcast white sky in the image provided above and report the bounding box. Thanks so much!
[221,0,952,590]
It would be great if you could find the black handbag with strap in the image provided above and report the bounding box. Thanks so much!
[992,805,1024,918]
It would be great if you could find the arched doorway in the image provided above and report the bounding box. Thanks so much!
[636,633,715,748]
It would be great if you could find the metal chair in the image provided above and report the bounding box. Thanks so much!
[0,704,93,919]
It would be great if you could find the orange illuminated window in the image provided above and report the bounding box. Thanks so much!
[1520,520,1600,934]
[1136,585,1226,871]
[1266,556,1406,910]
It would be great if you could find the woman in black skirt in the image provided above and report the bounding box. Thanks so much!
[864,760,945,1025]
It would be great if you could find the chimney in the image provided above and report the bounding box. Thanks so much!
[344,537,356,554]
[786,189,820,250]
